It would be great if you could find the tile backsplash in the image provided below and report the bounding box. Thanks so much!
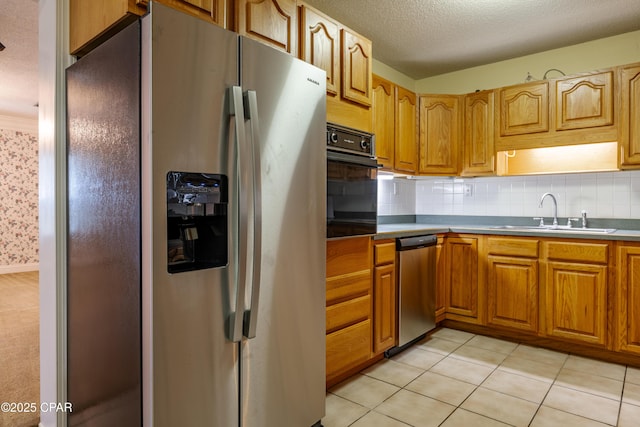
[378,171,640,220]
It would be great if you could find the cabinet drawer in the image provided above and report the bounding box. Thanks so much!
[327,236,371,277]
[545,241,609,264]
[326,270,371,305]
[488,237,539,258]
[374,241,396,265]
[326,320,371,379]
[326,295,370,333]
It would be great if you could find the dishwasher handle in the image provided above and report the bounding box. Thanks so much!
[396,234,437,251]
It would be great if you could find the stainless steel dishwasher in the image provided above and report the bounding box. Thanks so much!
[390,234,437,355]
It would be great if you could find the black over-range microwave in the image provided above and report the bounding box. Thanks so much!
[326,123,378,238]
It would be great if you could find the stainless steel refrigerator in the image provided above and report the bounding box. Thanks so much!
[66,3,326,426]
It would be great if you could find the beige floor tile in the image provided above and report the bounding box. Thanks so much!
[329,373,400,409]
[563,355,626,381]
[618,402,640,427]
[430,356,495,385]
[405,371,477,406]
[350,411,411,427]
[362,359,425,388]
[626,366,640,385]
[375,389,456,427]
[622,381,640,407]
[391,346,445,370]
[449,343,508,368]
[430,328,475,343]
[509,344,568,367]
[440,408,512,427]
[480,369,551,403]
[542,384,620,425]
[555,367,623,401]
[530,405,609,427]
[497,354,562,383]
[465,334,518,354]
[322,393,368,427]
[460,387,539,426]
[415,336,463,356]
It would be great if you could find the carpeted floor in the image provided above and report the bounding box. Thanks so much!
[0,271,40,427]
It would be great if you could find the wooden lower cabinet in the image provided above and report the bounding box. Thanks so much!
[444,236,482,323]
[486,237,539,333]
[325,236,372,387]
[542,240,610,347]
[617,243,640,355]
[373,240,396,354]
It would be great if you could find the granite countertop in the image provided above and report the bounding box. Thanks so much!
[375,222,640,241]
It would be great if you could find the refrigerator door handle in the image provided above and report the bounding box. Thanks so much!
[243,90,262,339]
[228,85,249,343]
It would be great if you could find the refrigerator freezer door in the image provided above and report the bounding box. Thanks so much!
[239,37,327,427]
[142,4,240,426]
[67,20,142,426]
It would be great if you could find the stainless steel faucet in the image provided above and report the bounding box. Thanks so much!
[581,210,588,228]
[539,193,558,226]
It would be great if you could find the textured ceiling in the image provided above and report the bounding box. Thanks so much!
[304,0,640,79]
[0,0,38,118]
[2,1,640,118]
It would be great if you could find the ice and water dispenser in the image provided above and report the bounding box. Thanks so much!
[166,172,228,273]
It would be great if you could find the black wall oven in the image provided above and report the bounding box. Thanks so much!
[326,123,378,238]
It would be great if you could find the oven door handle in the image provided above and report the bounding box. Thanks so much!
[327,150,380,168]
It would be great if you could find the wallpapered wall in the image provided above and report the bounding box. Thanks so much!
[0,116,38,269]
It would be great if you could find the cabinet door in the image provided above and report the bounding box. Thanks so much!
[545,261,608,346]
[372,75,395,169]
[620,65,640,167]
[373,263,396,354]
[435,236,446,321]
[445,237,478,320]
[617,245,640,355]
[341,28,372,107]
[487,255,538,332]
[556,71,614,131]
[462,90,495,176]
[299,4,340,95]
[146,0,226,24]
[394,87,418,173]
[498,81,549,136]
[418,95,459,175]
[236,0,297,55]
[70,0,146,55]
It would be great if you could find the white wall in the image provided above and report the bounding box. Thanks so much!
[379,170,640,220]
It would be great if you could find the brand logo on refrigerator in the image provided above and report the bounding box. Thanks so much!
[306,77,320,86]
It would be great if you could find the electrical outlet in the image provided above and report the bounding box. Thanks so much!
[464,184,473,197]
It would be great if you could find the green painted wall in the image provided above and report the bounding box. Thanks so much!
[373,29,640,94]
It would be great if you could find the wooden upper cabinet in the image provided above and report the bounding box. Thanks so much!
[619,65,640,168]
[462,90,495,176]
[418,95,460,175]
[498,81,549,136]
[70,0,146,55]
[146,0,226,23]
[556,71,614,131]
[341,28,372,107]
[235,0,297,55]
[372,75,395,169]
[394,87,418,173]
[298,4,340,95]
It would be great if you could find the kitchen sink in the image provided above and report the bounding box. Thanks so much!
[490,225,617,233]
